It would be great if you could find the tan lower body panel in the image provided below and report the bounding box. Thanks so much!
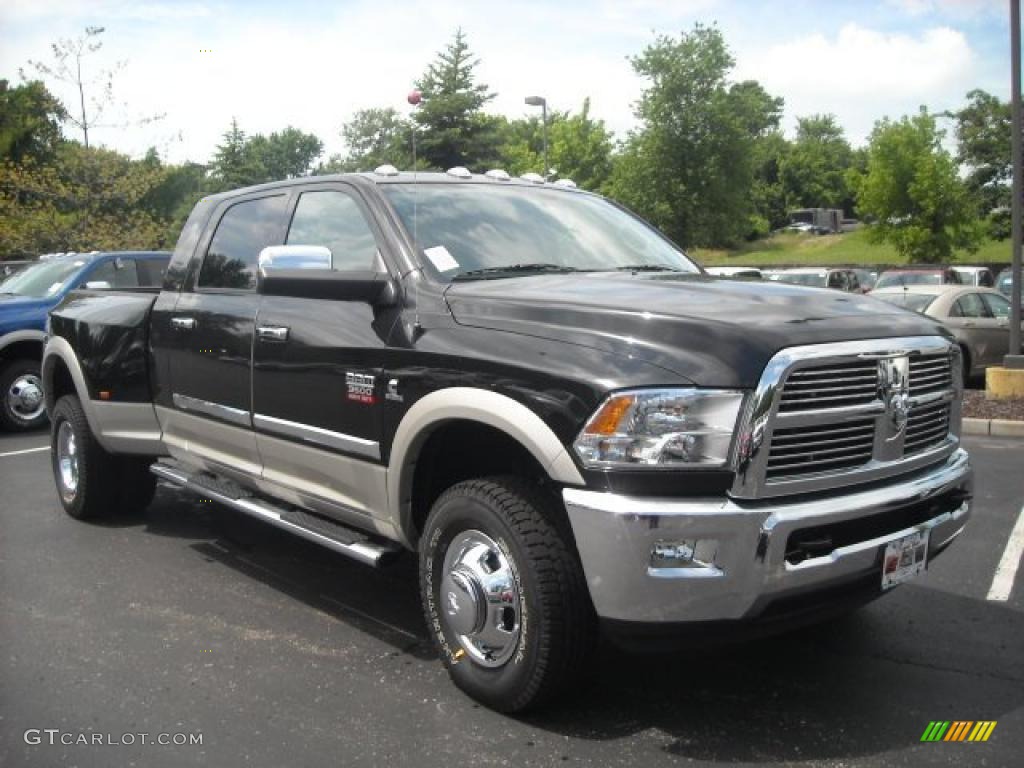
[154,405,395,541]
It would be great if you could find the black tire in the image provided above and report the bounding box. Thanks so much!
[0,358,48,432]
[50,394,120,520]
[419,477,596,713]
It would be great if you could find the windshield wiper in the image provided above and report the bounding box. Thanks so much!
[453,263,580,281]
[610,264,684,273]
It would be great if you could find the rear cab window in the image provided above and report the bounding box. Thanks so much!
[197,195,287,290]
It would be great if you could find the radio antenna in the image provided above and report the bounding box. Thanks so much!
[407,88,423,336]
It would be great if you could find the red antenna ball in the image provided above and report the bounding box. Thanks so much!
[407,89,422,106]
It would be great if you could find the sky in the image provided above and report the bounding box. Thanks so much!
[0,0,1013,166]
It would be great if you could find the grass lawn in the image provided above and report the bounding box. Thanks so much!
[692,229,1014,268]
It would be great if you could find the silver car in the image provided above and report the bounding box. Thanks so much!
[871,285,1024,380]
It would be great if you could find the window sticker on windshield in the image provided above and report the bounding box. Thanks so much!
[424,245,459,272]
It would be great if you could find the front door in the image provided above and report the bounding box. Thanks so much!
[252,184,399,519]
[160,192,289,477]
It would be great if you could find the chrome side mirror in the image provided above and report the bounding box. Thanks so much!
[258,245,332,273]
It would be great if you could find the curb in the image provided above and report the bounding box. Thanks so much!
[963,417,1024,438]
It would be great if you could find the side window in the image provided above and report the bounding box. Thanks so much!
[847,271,860,292]
[86,259,139,288]
[287,190,379,271]
[983,292,1011,319]
[199,195,286,290]
[980,270,994,287]
[135,259,168,287]
[954,293,987,318]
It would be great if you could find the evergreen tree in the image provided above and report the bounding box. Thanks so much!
[413,28,499,170]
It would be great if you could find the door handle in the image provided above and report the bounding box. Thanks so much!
[257,326,289,342]
[170,317,196,331]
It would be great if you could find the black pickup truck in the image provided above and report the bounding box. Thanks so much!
[44,169,973,712]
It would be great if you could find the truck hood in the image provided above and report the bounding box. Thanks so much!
[444,272,951,388]
[0,294,50,310]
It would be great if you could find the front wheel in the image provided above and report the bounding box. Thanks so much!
[419,477,595,713]
[0,359,48,431]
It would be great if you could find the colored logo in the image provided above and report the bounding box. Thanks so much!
[921,721,997,742]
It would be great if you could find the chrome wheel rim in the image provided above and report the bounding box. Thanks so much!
[57,421,79,500]
[440,529,522,668]
[7,373,45,422]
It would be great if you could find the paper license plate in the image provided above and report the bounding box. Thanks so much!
[881,530,929,590]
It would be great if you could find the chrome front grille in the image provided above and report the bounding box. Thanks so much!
[909,355,953,396]
[733,337,961,498]
[766,417,875,479]
[777,361,878,412]
[905,400,951,455]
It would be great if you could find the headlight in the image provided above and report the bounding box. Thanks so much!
[573,389,745,469]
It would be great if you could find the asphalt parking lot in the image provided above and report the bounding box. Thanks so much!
[0,430,1021,768]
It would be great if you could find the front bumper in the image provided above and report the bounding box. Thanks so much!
[563,449,972,625]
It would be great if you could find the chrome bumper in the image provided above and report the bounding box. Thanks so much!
[563,449,972,624]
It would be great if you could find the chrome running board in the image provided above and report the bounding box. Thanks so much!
[150,462,401,567]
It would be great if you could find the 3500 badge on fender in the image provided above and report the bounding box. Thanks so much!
[345,372,376,404]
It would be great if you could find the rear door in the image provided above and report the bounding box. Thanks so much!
[159,192,289,478]
[252,183,398,518]
[949,292,1002,367]
[982,292,1023,356]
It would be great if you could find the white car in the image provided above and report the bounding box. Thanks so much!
[951,266,995,288]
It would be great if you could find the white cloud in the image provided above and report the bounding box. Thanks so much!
[0,0,658,163]
[886,0,1004,19]
[0,2,999,164]
[736,23,977,144]
[0,1,211,23]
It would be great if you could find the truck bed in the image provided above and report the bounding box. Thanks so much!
[48,289,160,403]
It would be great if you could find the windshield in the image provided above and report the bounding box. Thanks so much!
[998,273,1022,296]
[381,184,700,279]
[875,271,943,289]
[775,272,827,287]
[872,292,937,313]
[0,259,87,298]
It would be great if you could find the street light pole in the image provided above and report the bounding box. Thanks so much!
[1010,0,1023,365]
[525,96,548,179]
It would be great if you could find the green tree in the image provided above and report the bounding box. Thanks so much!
[247,127,323,180]
[210,120,322,189]
[325,107,413,172]
[413,28,499,170]
[852,108,982,263]
[25,26,163,148]
[947,89,1011,239]
[0,142,170,255]
[0,79,66,162]
[750,130,790,233]
[782,114,854,212]
[604,25,783,247]
[497,99,614,190]
[209,118,255,189]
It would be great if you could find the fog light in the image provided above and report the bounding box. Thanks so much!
[650,539,719,569]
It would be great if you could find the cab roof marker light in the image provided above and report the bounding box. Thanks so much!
[373,164,399,176]
[484,169,512,181]
[519,172,545,184]
[554,178,577,188]
[446,166,472,179]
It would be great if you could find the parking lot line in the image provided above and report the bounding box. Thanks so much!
[987,504,1024,602]
[0,445,49,459]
